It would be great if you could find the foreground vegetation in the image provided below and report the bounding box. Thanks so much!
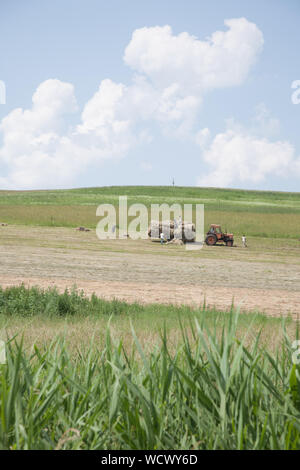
[0,286,299,450]
[1,185,300,238]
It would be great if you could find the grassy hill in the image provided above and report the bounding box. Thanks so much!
[1,185,300,238]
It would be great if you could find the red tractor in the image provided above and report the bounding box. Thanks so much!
[205,224,234,247]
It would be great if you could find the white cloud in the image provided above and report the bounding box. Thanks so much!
[122,17,264,137]
[123,19,263,137]
[0,19,265,189]
[31,79,77,116]
[0,79,77,161]
[196,105,297,188]
[78,79,127,134]
[76,79,136,158]
[124,19,263,93]
[198,129,299,188]
[0,79,80,188]
[0,79,136,189]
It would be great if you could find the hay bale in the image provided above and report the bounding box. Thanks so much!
[182,224,196,242]
[173,228,182,239]
[182,222,195,231]
[148,219,195,242]
[148,221,160,238]
[148,220,174,239]
[174,224,195,242]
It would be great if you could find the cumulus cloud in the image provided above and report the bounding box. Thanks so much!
[0,79,77,157]
[0,18,265,189]
[0,79,137,189]
[0,79,79,188]
[77,79,137,157]
[196,104,300,188]
[197,129,299,188]
[79,79,127,134]
[124,19,264,92]
[123,18,263,137]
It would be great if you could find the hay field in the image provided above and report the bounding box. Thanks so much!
[0,186,300,318]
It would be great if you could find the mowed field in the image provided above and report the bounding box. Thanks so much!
[0,185,300,317]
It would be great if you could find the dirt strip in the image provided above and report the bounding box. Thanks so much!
[0,275,299,318]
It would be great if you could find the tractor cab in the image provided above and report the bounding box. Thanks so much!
[208,224,223,239]
[205,224,234,247]
[209,224,221,234]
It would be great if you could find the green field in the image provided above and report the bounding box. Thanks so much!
[1,187,300,449]
[0,286,300,450]
[1,185,300,238]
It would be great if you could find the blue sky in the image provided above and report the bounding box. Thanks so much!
[0,0,300,191]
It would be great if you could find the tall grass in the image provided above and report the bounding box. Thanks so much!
[0,305,299,449]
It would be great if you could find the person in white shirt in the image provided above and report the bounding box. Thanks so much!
[160,232,165,244]
[242,235,247,248]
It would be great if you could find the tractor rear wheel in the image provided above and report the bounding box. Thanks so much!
[205,234,217,246]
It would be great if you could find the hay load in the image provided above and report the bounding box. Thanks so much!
[148,220,174,239]
[148,219,195,243]
[178,222,196,242]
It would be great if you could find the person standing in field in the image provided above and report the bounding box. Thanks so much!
[242,235,247,248]
[160,232,165,244]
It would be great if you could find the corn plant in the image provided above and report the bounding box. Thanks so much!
[0,311,299,449]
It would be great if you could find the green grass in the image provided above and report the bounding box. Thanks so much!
[0,284,286,323]
[1,185,300,238]
[0,287,299,449]
[0,284,151,318]
[1,185,300,207]
[1,186,299,450]
[0,286,300,450]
